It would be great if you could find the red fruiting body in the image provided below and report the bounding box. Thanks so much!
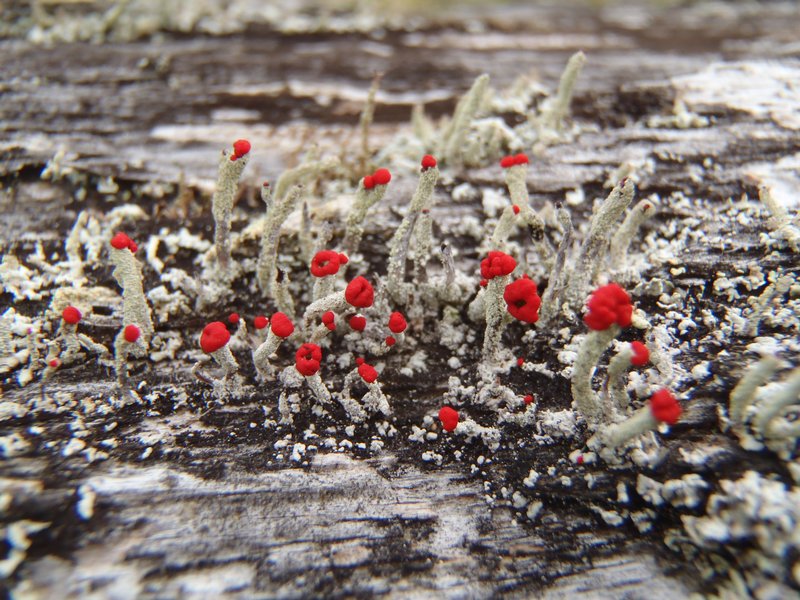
[295,343,322,377]
[503,277,541,324]
[388,311,407,334]
[500,155,516,169]
[270,312,295,338]
[200,322,231,354]
[228,312,240,325]
[649,389,682,425]
[512,204,520,215]
[349,315,367,331]
[439,406,459,432]
[62,306,82,325]
[583,283,633,331]
[576,455,584,465]
[110,232,136,252]
[253,315,269,330]
[355,357,365,366]
[630,341,650,367]
[345,276,374,308]
[480,251,517,280]
[385,336,396,347]
[517,357,524,367]
[49,358,61,368]
[523,394,534,405]
[232,139,251,158]
[358,363,378,384]
[363,175,375,190]
[338,253,349,265]
[321,311,336,331]
[123,324,141,343]
[479,279,488,287]
[372,168,391,186]
[421,154,437,170]
[310,250,343,277]
[514,153,529,165]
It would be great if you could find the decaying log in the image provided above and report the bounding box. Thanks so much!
[1,2,799,598]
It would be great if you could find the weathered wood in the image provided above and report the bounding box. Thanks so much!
[1,2,799,599]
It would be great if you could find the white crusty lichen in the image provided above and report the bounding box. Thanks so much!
[681,471,800,596]
[211,146,250,270]
[759,184,799,252]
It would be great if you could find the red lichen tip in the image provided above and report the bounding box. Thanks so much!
[504,277,541,324]
[123,324,141,343]
[583,283,633,331]
[48,358,61,368]
[231,139,251,160]
[62,306,82,325]
[270,312,295,338]
[338,253,349,265]
[517,357,525,367]
[523,394,534,405]
[355,357,365,366]
[512,204,520,215]
[372,168,391,186]
[480,250,517,280]
[110,232,136,252]
[228,312,240,325]
[311,250,344,277]
[479,279,488,288]
[421,154,437,170]
[500,155,516,169]
[345,276,374,308]
[321,311,336,331]
[349,315,367,332]
[630,341,650,367]
[200,321,231,354]
[385,336,396,347]
[649,389,682,425]
[388,311,407,334]
[295,343,322,377]
[253,315,269,330]
[439,406,459,432]
[514,153,529,165]
[358,362,378,384]
[363,175,375,190]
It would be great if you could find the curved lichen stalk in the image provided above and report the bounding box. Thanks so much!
[386,164,440,302]
[565,178,635,307]
[271,156,338,207]
[342,179,389,255]
[609,199,657,270]
[538,204,573,325]
[109,245,154,342]
[257,185,303,296]
[211,147,249,270]
[537,51,586,134]
[442,74,490,167]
